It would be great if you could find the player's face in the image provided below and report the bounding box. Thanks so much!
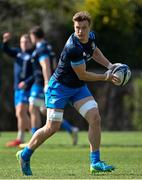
[74,20,90,43]
[20,37,32,52]
[30,33,37,45]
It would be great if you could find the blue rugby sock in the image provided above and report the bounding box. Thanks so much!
[21,147,33,161]
[31,128,38,135]
[61,119,72,134]
[90,150,100,164]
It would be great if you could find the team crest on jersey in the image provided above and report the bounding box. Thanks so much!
[86,54,92,62]
[91,42,96,50]
[83,52,92,62]
[17,53,22,58]
[23,54,30,61]
[83,52,86,57]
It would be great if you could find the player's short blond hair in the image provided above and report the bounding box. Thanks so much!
[72,11,92,25]
[21,34,30,40]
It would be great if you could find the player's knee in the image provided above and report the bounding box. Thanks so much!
[29,105,36,114]
[44,123,60,136]
[16,107,25,118]
[50,124,60,134]
[89,112,101,127]
[40,106,46,116]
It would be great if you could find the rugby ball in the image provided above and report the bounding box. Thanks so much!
[111,64,131,86]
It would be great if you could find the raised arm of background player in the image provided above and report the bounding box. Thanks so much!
[2,32,19,57]
[2,32,34,89]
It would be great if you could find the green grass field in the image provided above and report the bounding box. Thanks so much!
[0,131,142,179]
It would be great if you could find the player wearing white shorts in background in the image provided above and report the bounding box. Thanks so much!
[16,11,120,175]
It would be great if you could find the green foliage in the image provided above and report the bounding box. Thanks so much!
[76,0,100,19]
[132,76,142,130]
[76,0,134,32]
[75,0,135,67]
[1,0,142,131]
[1,0,142,68]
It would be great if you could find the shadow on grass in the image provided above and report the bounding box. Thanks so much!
[88,172,142,178]
[44,143,142,149]
[65,170,142,178]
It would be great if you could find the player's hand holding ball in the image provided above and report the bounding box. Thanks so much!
[106,63,131,86]
[105,69,121,84]
[109,63,122,71]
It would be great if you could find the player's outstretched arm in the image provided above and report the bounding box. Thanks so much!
[72,62,112,82]
[72,61,120,84]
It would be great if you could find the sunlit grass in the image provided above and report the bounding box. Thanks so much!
[0,131,142,179]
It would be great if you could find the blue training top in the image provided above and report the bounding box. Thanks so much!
[53,31,96,88]
[31,40,55,86]
[2,42,33,90]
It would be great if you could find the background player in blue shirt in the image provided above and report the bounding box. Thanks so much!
[16,12,120,175]
[19,26,55,148]
[27,26,52,135]
[2,32,33,147]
